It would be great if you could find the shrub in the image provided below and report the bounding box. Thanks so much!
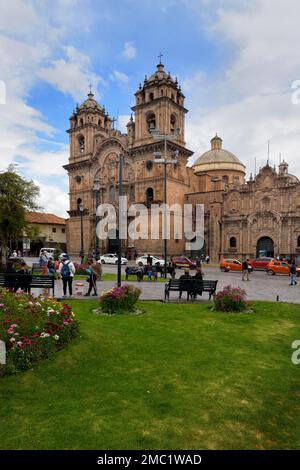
[99,284,141,314]
[0,289,79,375]
[214,285,248,312]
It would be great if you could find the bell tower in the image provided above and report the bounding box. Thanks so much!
[67,90,112,163]
[131,60,187,147]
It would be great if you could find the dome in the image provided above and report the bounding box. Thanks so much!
[193,135,245,173]
[78,92,104,113]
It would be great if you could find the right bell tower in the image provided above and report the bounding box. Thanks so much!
[131,59,187,147]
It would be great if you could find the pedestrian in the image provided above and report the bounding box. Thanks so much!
[206,255,210,264]
[146,253,152,266]
[39,249,48,275]
[242,258,250,281]
[85,260,98,296]
[146,262,153,281]
[58,254,76,297]
[290,262,297,286]
[12,250,17,258]
[195,256,201,268]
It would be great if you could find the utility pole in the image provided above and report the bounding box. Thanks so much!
[117,154,123,287]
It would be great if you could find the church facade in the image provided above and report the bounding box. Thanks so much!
[64,62,300,262]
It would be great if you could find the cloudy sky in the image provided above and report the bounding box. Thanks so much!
[1,0,300,217]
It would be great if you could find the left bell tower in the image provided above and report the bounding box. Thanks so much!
[67,91,112,163]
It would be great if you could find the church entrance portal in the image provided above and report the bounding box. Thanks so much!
[256,236,274,258]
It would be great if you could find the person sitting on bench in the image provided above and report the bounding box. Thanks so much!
[15,262,31,293]
[192,268,204,299]
[179,269,192,299]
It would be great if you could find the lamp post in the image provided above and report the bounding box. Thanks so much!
[77,202,84,264]
[93,178,101,260]
[117,154,123,287]
[151,128,179,278]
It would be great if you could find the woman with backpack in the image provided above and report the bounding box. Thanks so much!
[58,254,76,297]
[84,260,99,296]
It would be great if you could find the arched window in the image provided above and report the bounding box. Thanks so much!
[98,119,101,126]
[170,114,176,133]
[146,113,156,133]
[149,92,154,101]
[109,186,115,202]
[78,135,85,153]
[146,187,154,202]
[80,118,84,126]
[171,94,175,101]
[76,198,82,210]
[297,235,300,247]
[230,237,237,248]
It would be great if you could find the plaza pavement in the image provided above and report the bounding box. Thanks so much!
[50,266,300,304]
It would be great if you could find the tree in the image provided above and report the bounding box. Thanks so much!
[0,165,40,261]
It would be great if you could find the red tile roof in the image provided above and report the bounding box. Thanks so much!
[26,212,66,226]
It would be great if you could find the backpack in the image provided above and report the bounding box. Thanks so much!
[61,261,71,278]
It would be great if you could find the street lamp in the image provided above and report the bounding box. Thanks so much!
[93,178,101,260]
[77,202,84,263]
[151,128,180,278]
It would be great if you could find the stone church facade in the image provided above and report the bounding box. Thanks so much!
[64,62,300,262]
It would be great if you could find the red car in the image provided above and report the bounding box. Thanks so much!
[248,257,274,270]
[171,256,196,269]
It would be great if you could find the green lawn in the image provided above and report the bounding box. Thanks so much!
[1,300,300,450]
[74,273,167,282]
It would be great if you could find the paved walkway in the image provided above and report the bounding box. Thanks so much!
[47,267,300,303]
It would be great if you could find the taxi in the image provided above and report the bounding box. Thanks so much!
[266,260,300,276]
[220,259,253,272]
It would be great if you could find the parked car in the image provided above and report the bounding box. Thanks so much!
[171,256,196,269]
[136,255,165,267]
[248,257,274,270]
[99,253,128,265]
[220,259,253,272]
[266,260,300,276]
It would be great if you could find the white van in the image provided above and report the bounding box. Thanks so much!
[39,248,55,257]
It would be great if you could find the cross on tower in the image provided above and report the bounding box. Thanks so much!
[88,81,93,95]
[158,52,163,64]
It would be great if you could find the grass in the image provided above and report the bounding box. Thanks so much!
[74,273,167,282]
[1,300,300,450]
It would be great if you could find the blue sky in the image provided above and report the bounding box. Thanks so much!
[1,0,300,216]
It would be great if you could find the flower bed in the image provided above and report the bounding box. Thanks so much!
[213,285,249,312]
[99,284,141,314]
[0,288,79,376]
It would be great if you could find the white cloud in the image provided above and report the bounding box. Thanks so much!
[39,46,106,101]
[35,179,69,218]
[110,70,130,84]
[184,0,300,178]
[121,41,136,59]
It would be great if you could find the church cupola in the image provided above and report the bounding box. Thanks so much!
[132,58,188,147]
[279,160,288,176]
[126,114,135,146]
[211,134,222,150]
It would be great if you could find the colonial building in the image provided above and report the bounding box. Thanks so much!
[24,212,67,255]
[64,61,300,261]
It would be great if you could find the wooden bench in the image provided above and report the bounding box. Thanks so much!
[0,273,55,296]
[165,279,218,301]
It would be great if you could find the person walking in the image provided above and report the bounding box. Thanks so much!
[242,258,250,281]
[290,262,297,286]
[58,254,76,297]
[195,256,201,269]
[206,255,210,264]
[47,256,56,277]
[85,260,98,296]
